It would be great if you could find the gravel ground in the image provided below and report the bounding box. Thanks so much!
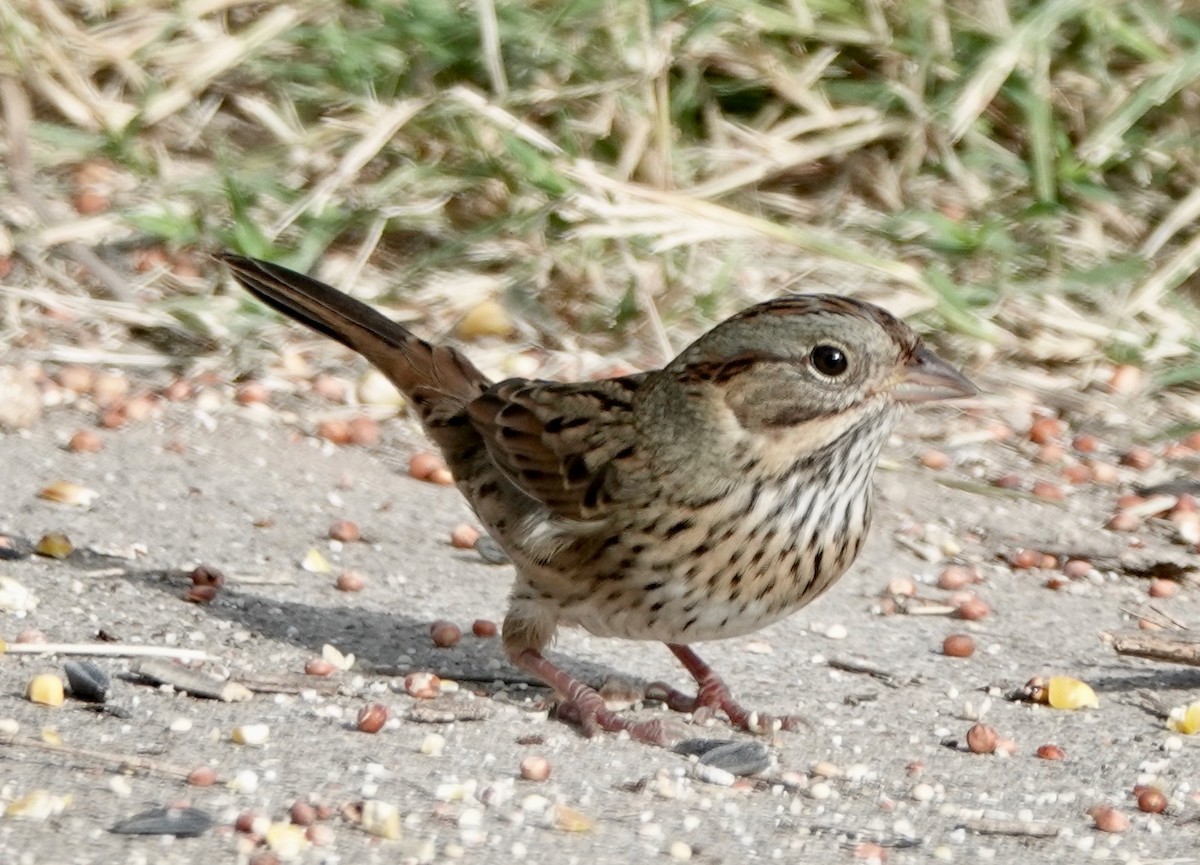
[0,377,1198,865]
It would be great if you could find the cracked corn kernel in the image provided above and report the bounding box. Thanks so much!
[27,674,64,707]
[1046,676,1098,710]
[1167,702,1200,735]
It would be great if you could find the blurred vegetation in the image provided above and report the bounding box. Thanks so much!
[0,0,1198,380]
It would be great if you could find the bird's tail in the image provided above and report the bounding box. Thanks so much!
[220,254,491,436]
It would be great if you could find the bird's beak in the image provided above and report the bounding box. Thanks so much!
[892,346,977,404]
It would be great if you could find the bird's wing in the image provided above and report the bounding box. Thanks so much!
[465,374,648,521]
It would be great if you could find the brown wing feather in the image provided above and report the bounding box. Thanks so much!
[466,374,647,520]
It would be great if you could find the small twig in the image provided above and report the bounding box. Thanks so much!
[2,643,210,661]
[235,672,342,696]
[1118,605,1188,631]
[0,734,203,783]
[130,659,252,701]
[957,817,1061,838]
[1102,630,1200,667]
[826,656,906,687]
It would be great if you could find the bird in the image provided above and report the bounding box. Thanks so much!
[221,253,976,746]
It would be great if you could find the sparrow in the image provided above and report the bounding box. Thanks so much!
[221,253,976,745]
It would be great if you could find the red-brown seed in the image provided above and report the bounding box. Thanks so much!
[1061,464,1092,484]
[966,723,998,754]
[519,755,551,782]
[1062,559,1091,579]
[184,585,219,604]
[1029,416,1063,445]
[312,374,346,402]
[1136,788,1168,814]
[942,634,975,658]
[409,451,444,480]
[450,524,481,549]
[1039,553,1058,570]
[919,450,950,470]
[1090,462,1119,484]
[15,628,48,644]
[955,597,990,621]
[1106,512,1140,532]
[316,419,351,445]
[1090,806,1129,833]
[67,429,103,453]
[187,766,217,786]
[1120,447,1155,470]
[328,519,360,543]
[1072,434,1099,453]
[1031,481,1065,501]
[356,703,389,734]
[289,801,317,825]
[1035,744,1065,761]
[1036,444,1064,464]
[235,811,263,833]
[190,565,226,587]
[347,416,379,446]
[99,407,127,429]
[235,381,269,405]
[1115,493,1145,510]
[992,474,1023,490]
[58,365,95,394]
[1175,494,1198,514]
[306,824,335,846]
[163,379,191,402]
[1148,579,1178,599]
[336,571,365,592]
[885,576,917,597]
[936,565,976,591]
[305,658,336,677]
[472,619,498,638]
[404,671,441,699]
[430,620,462,648]
[1137,617,1161,630]
[74,189,109,215]
[1011,549,1042,569]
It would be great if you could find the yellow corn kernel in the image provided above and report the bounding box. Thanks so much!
[1046,676,1098,710]
[27,674,65,707]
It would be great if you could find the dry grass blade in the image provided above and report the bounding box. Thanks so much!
[269,98,428,237]
[948,0,1088,141]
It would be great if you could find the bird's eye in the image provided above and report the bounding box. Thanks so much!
[810,344,848,377]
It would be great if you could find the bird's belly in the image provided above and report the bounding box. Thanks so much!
[559,494,869,642]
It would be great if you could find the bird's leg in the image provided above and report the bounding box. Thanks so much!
[647,643,807,734]
[512,649,680,747]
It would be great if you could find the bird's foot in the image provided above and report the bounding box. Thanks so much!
[647,643,808,735]
[513,648,683,747]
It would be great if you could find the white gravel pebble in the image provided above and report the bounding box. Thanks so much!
[912,783,936,802]
[824,623,848,640]
[1163,736,1183,752]
[168,717,193,734]
[229,769,258,794]
[420,733,446,756]
[0,718,20,736]
[808,782,832,800]
[668,840,694,860]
